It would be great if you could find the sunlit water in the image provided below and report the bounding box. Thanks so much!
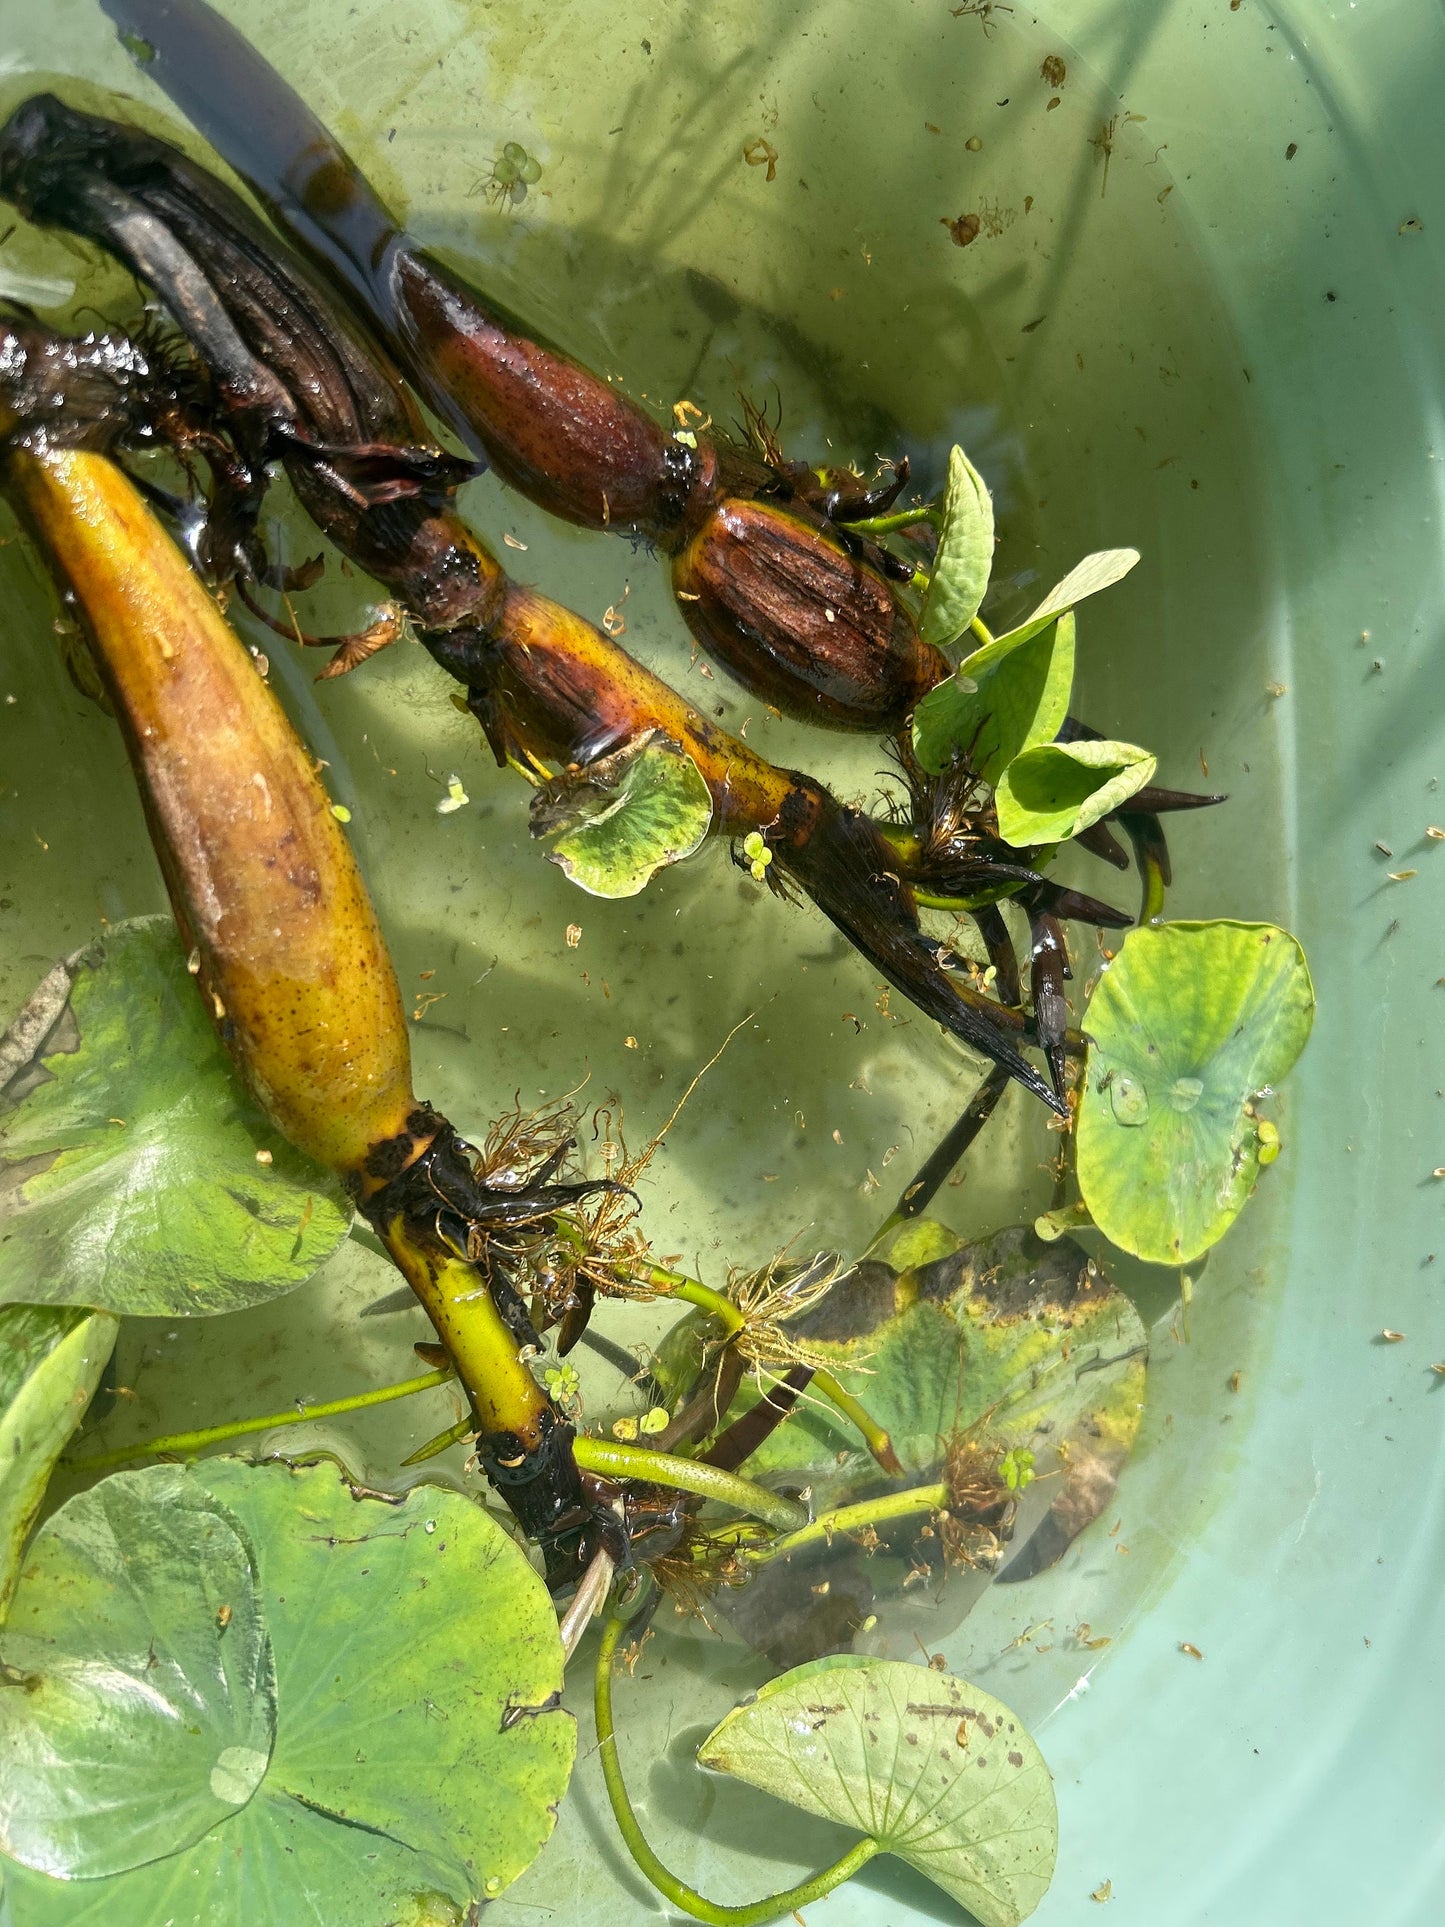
[0,0,1297,1918]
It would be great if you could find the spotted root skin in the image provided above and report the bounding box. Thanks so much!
[9,445,419,1179]
[672,497,948,730]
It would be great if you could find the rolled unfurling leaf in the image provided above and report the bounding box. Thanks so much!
[994,738,1157,848]
[913,609,1076,782]
[919,443,995,648]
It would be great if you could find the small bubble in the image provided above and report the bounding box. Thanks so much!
[1167,1075,1204,1113]
[1108,1075,1150,1126]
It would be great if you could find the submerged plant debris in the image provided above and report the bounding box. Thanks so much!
[0,8,1319,1925]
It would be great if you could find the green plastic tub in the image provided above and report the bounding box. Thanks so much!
[0,0,1438,1921]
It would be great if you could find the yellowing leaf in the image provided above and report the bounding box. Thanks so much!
[699,1656,1056,1927]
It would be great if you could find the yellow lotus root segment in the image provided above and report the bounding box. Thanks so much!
[9,445,417,1182]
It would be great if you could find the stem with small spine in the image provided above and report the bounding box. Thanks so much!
[572,1439,806,1532]
[740,1483,948,1568]
[67,1367,457,1473]
[634,1265,898,1471]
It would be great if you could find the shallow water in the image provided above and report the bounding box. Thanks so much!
[0,0,1299,1918]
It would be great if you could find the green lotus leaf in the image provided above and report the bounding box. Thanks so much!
[994,737,1156,847]
[0,919,350,1317]
[0,1458,574,1925]
[0,1796,467,1927]
[919,444,995,647]
[912,610,1075,782]
[0,1467,275,1878]
[0,1304,118,1612]
[698,1654,1056,1927]
[537,734,712,898]
[1076,920,1315,1264]
[912,546,1137,775]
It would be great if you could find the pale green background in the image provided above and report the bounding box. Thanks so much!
[0,0,1438,1922]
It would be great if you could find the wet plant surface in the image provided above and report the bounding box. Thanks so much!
[0,2,1313,1923]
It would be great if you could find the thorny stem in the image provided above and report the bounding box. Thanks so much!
[629,1264,744,1337]
[639,1266,898,1472]
[740,1483,949,1568]
[349,1218,390,1261]
[594,1601,881,1927]
[350,1234,899,1474]
[572,1439,807,1533]
[558,1547,615,1662]
[912,886,1009,912]
[810,1370,903,1476]
[66,1368,458,1472]
[401,1413,474,1465]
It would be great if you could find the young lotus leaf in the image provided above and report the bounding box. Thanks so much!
[538,734,713,898]
[994,737,1156,847]
[883,1216,963,1274]
[0,919,350,1317]
[912,610,1075,781]
[0,1303,117,1611]
[1032,1199,1094,1243]
[1076,921,1315,1265]
[698,1654,1056,1927]
[910,548,1138,778]
[919,445,995,647]
[994,547,1141,651]
[0,1458,573,1927]
[667,1227,1146,1563]
[0,1468,275,1878]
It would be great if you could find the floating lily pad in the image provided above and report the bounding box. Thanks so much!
[698,1654,1056,1927]
[0,1468,275,1878]
[0,1304,118,1611]
[0,1459,573,1925]
[534,733,712,898]
[0,920,350,1317]
[994,737,1156,848]
[1076,921,1315,1265]
[919,445,995,648]
[913,610,1075,782]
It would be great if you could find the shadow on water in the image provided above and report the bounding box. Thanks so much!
[0,1,1308,1921]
